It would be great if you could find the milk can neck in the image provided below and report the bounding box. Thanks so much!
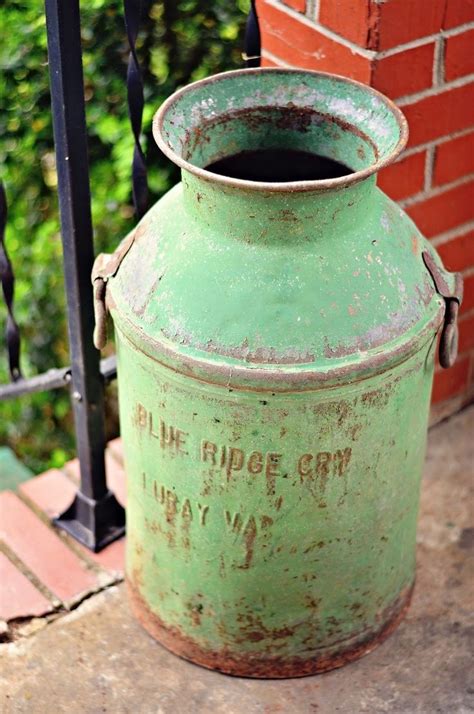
[181,171,377,244]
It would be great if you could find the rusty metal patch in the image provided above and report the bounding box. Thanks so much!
[422,251,463,369]
[91,227,142,350]
[127,579,414,679]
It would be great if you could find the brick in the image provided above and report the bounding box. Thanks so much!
[261,54,282,67]
[459,313,474,353]
[377,150,426,200]
[19,469,125,576]
[61,450,126,505]
[19,469,76,519]
[87,537,125,575]
[377,0,446,50]
[406,180,474,237]
[63,457,80,483]
[372,43,435,99]
[461,273,474,313]
[436,230,474,272]
[318,0,373,47]
[402,82,474,148]
[107,438,124,465]
[0,491,97,602]
[0,552,53,621]
[444,0,474,29]
[281,0,305,12]
[432,354,470,402]
[445,29,474,82]
[258,0,372,81]
[106,451,127,507]
[433,132,474,186]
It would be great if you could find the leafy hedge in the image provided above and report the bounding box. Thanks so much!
[0,0,249,472]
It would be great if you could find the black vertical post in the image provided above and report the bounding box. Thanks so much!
[45,0,125,551]
[244,0,261,67]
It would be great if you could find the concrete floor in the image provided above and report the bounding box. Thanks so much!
[1,406,473,714]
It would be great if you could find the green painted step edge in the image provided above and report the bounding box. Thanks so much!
[0,447,34,491]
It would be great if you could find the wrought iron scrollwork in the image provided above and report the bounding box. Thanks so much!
[0,183,22,382]
[244,0,261,67]
[124,0,149,220]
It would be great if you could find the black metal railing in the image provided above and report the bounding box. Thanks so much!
[0,0,260,551]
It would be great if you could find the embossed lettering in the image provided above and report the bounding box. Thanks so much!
[316,452,332,477]
[165,490,178,523]
[136,403,147,428]
[148,412,160,440]
[201,440,217,465]
[160,419,188,454]
[335,448,352,475]
[181,498,193,522]
[225,510,243,533]
[265,452,282,495]
[247,451,263,475]
[154,481,165,504]
[226,448,244,478]
[297,448,352,482]
[150,480,209,527]
[134,403,351,488]
[298,453,313,479]
[242,516,257,569]
[198,503,209,526]
[220,446,227,468]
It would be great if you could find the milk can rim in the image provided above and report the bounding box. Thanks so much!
[153,68,409,193]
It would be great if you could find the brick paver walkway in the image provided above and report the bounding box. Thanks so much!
[0,439,126,628]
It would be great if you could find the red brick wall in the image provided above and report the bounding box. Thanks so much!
[257,0,474,420]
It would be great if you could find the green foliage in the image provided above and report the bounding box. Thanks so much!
[0,0,249,473]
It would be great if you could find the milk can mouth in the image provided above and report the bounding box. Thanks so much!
[153,68,408,192]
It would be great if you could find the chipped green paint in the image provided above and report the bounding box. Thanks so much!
[101,69,460,676]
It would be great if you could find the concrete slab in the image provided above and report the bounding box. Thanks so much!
[1,406,473,713]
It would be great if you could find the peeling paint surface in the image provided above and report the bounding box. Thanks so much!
[118,340,434,676]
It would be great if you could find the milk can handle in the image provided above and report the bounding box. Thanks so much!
[422,251,463,369]
[91,230,136,350]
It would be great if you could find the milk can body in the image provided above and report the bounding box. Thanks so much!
[94,69,462,677]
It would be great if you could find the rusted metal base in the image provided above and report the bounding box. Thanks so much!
[127,580,414,679]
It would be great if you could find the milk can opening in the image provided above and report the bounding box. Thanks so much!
[154,68,408,190]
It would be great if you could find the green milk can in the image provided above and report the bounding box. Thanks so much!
[92,69,463,677]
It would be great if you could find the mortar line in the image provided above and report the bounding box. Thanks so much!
[14,489,116,581]
[305,0,319,20]
[270,4,474,60]
[400,127,474,159]
[424,146,436,193]
[461,266,474,279]
[266,4,474,62]
[263,0,376,58]
[433,36,445,86]
[0,539,61,609]
[397,73,474,106]
[261,48,294,67]
[431,220,474,247]
[376,21,474,59]
[263,2,474,72]
[399,172,474,208]
[459,306,474,323]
